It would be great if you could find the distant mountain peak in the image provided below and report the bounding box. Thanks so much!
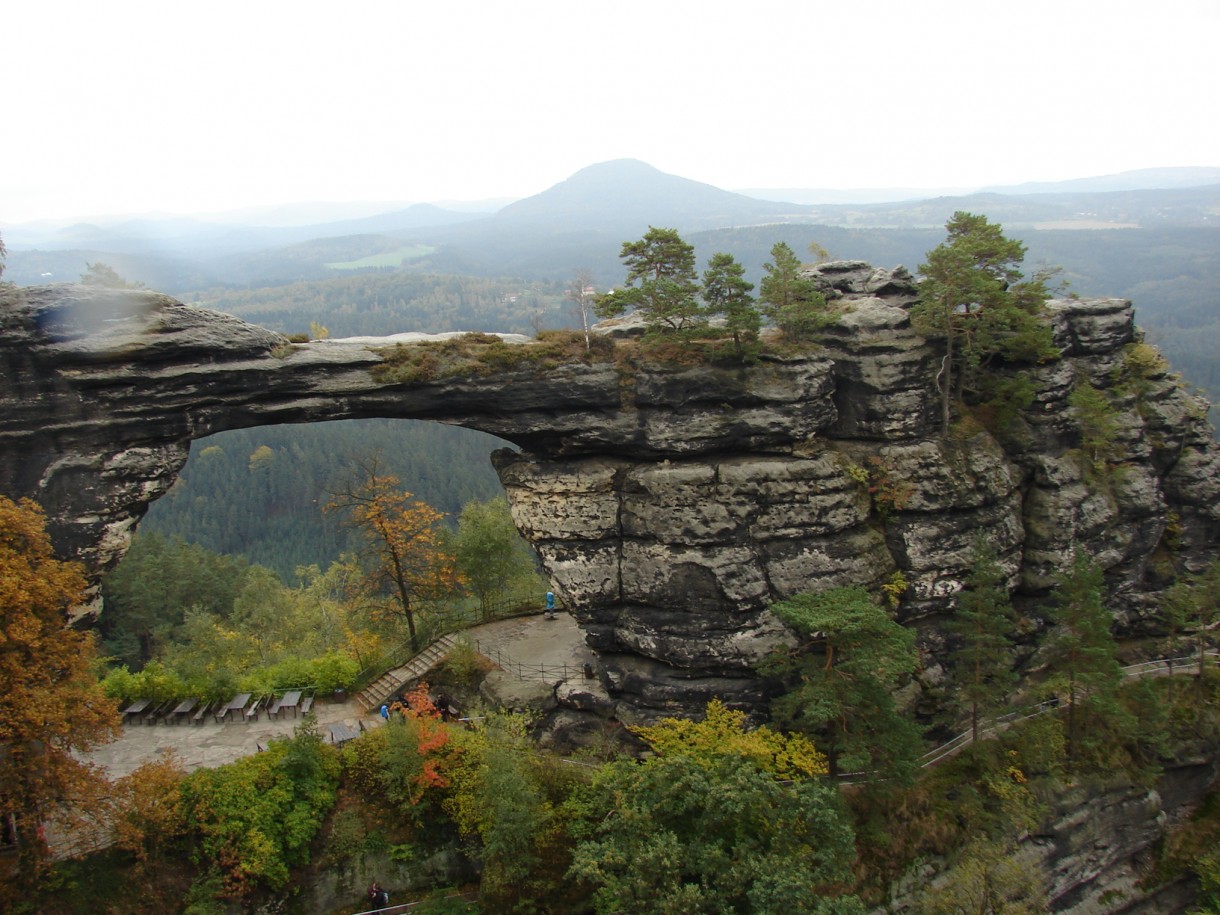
[561,158,672,182]
[492,159,799,232]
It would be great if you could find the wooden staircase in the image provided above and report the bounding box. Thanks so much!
[355,634,458,712]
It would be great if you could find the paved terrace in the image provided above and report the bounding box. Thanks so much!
[80,612,592,780]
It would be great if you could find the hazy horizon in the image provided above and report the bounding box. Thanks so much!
[6,161,1219,232]
[4,0,1217,225]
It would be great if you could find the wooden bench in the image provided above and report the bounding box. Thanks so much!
[328,722,359,744]
[146,700,174,725]
[243,695,263,721]
[120,698,150,723]
[170,697,199,724]
[193,701,214,725]
[267,697,284,720]
[299,694,314,715]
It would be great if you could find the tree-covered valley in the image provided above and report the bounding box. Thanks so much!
[139,420,509,580]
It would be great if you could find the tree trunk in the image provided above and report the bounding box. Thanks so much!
[395,577,418,652]
[13,778,48,888]
[941,331,955,438]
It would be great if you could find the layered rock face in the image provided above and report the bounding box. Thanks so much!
[2,272,1218,723]
[499,263,1220,718]
[888,750,1219,913]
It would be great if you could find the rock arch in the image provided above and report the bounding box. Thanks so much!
[3,272,1217,719]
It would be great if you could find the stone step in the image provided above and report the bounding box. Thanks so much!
[356,634,459,711]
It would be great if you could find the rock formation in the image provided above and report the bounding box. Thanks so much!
[887,748,1218,913]
[2,271,1218,726]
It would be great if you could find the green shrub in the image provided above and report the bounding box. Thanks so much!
[308,651,361,693]
[1123,342,1169,379]
[180,722,340,901]
[100,665,139,702]
[239,651,359,695]
[440,637,494,687]
[101,661,188,702]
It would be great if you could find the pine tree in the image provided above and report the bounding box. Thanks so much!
[912,212,1055,437]
[1160,560,1220,706]
[595,227,702,333]
[1068,376,1122,480]
[701,251,759,358]
[1044,549,1126,763]
[946,537,1017,743]
[758,241,829,339]
[770,586,921,780]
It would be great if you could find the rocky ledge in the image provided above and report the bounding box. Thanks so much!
[2,270,1218,724]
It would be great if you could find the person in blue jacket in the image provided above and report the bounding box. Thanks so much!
[545,590,556,620]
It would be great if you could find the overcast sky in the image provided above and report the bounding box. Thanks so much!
[3,0,1217,224]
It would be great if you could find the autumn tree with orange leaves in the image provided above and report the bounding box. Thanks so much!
[325,459,464,653]
[0,496,121,891]
[343,683,459,831]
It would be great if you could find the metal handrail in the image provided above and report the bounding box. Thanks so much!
[349,890,477,914]
[911,650,1220,772]
[473,639,581,682]
[351,591,548,690]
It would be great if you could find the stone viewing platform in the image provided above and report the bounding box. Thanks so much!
[81,694,375,780]
[79,612,594,778]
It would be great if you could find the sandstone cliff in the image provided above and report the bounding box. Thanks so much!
[2,272,1218,727]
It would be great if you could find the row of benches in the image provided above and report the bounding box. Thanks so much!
[120,691,315,726]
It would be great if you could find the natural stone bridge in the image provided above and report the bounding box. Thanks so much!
[3,265,1218,720]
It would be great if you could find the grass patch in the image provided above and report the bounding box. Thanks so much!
[326,245,434,270]
[372,330,616,385]
[371,325,828,386]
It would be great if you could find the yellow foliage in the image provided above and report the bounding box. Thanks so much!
[112,749,188,864]
[630,698,828,779]
[882,570,909,609]
[0,496,121,887]
[442,712,537,837]
[443,725,492,837]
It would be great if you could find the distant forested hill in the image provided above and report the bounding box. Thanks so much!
[140,419,510,580]
[1023,227,1220,405]
[193,272,570,337]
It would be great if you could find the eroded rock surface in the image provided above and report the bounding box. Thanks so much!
[3,270,1218,726]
